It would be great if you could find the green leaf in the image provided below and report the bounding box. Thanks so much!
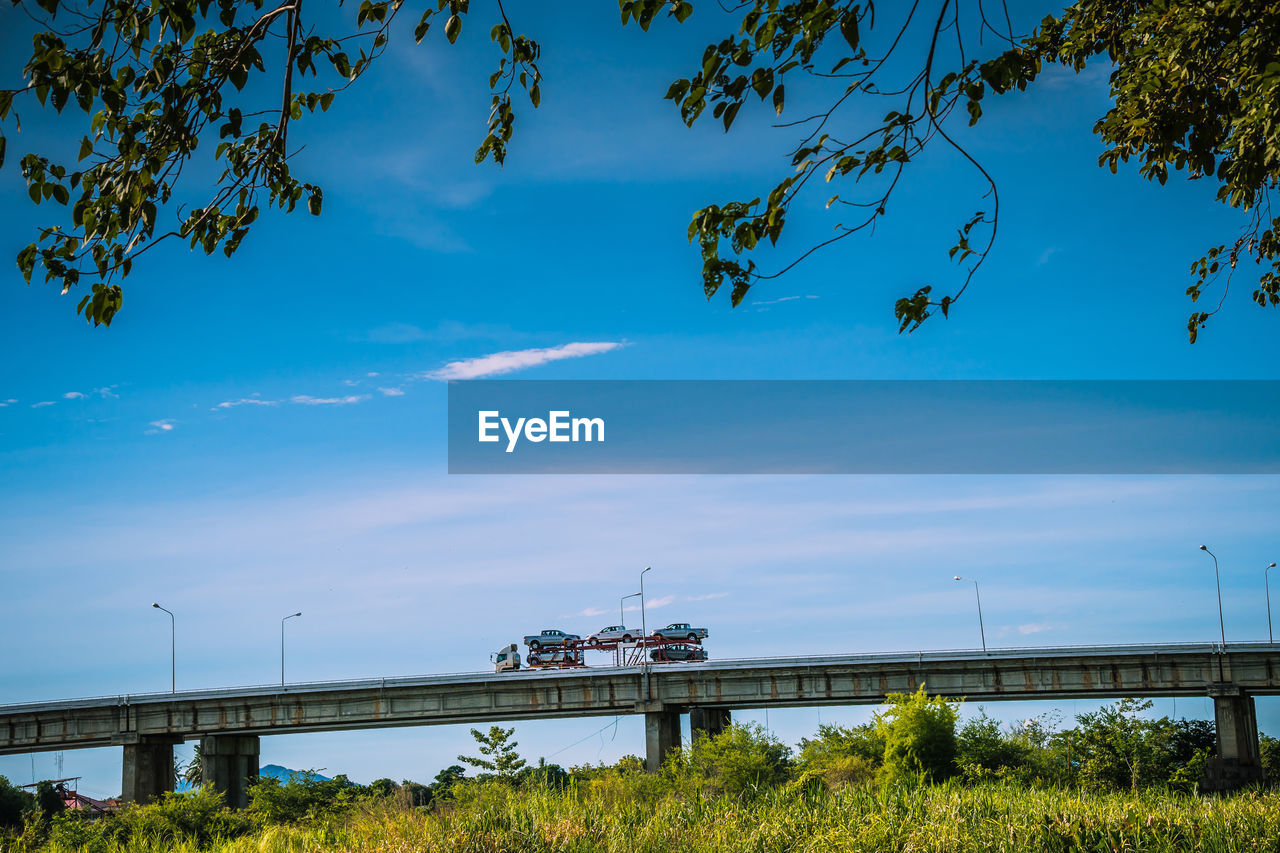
[445,14,462,44]
[414,11,433,42]
[772,84,784,116]
[839,14,859,52]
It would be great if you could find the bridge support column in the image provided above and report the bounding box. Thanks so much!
[121,737,179,804]
[1202,689,1265,792]
[690,707,731,741]
[201,735,260,809]
[645,710,680,772]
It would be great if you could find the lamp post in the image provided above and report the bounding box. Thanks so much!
[620,592,641,627]
[1265,562,1277,644]
[281,612,302,686]
[640,566,652,701]
[151,603,175,693]
[1199,545,1227,649]
[952,576,986,653]
[619,592,641,667]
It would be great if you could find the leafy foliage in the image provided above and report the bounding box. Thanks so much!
[6,1,1279,337]
[634,0,1280,339]
[874,685,959,783]
[0,776,36,830]
[677,722,792,795]
[792,722,883,790]
[246,771,363,823]
[457,725,528,779]
[43,786,255,852]
[2,0,541,326]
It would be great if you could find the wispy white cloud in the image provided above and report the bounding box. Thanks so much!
[621,594,676,613]
[423,342,626,381]
[685,592,730,602]
[1037,247,1060,266]
[751,295,819,309]
[63,391,86,400]
[578,607,608,617]
[31,401,55,409]
[367,372,380,378]
[291,394,369,406]
[0,399,16,408]
[213,397,279,410]
[145,419,176,435]
[1018,622,1058,635]
[94,386,119,399]
[378,387,405,397]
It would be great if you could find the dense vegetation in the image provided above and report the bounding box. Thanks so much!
[4,692,1280,852]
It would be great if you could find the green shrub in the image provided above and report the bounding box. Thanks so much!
[247,772,362,823]
[0,776,36,830]
[680,723,792,795]
[875,686,959,784]
[39,788,254,852]
[793,723,883,791]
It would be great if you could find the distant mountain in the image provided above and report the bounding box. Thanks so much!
[258,764,331,782]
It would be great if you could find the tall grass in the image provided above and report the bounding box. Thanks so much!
[17,781,1280,853]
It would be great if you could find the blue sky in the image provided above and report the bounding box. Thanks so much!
[1,1,1278,796]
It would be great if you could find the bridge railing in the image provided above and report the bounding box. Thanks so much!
[0,639,1254,714]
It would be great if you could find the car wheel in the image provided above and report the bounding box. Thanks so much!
[688,633,698,642]
[623,635,632,643]
[529,640,540,649]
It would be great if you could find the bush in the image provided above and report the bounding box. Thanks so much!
[957,712,1027,776]
[1261,734,1280,785]
[680,723,792,795]
[247,772,362,823]
[793,723,883,791]
[42,787,256,852]
[875,686,959,785]
[0,775,36,830]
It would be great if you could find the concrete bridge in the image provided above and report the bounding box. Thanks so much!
[2,642,1275,803]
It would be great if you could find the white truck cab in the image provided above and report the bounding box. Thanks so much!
[492,643,521,673]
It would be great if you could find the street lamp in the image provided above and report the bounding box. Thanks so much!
[620,592,641,627]
[953,576,987,653]
[640,566,652,700]
[151,603,175,693]
[281,612,302,686]
[1199,545,1227,649]
[1265,562,1277,644]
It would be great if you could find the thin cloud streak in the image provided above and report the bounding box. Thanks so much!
[423,342,626,381]
[214,398,279,410]
[291,395,369,406]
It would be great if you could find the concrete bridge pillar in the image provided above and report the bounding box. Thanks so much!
[201,735,260,809]
[1202,688,1266,791]
[120,736,179,803]
[645,710,680,772]
[690,707,731,741]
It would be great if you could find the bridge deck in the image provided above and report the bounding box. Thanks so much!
[3,643,1276,755]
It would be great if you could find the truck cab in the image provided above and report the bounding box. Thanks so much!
[492,643,521,673]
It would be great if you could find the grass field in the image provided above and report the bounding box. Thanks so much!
[15,780,1280,853]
